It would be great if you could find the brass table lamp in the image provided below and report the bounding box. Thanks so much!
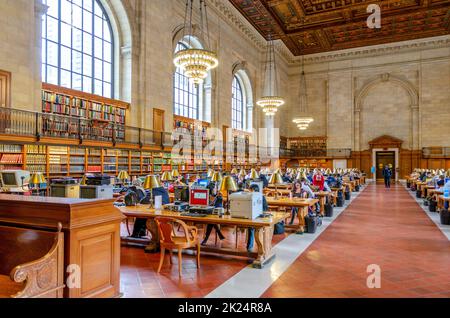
[230,168,238,175]
[30,172,46,196]
[117,170,130,185]
[143,175,162,208]
[269,172,283,200]
[220,176,237,216]
[249,168,259,180]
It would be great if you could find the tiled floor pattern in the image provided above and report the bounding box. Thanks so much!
[120,186,364,298]
[261,183,450,298]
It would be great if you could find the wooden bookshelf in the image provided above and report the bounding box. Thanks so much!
[41,83,129,141]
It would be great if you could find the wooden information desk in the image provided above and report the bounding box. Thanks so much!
[119,206,289,268]
[0,195,124,298]
[265,198,319,233]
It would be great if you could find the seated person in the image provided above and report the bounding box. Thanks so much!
[246,184,268,252]
[201,193,225,246]
[259,173,269,188]
[289,181,307,225]
[313,171,325,191]
[131,186,169,238]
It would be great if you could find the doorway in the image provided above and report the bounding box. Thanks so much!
[376,151,395,180]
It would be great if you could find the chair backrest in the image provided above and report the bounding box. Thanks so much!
[155,217,189,244]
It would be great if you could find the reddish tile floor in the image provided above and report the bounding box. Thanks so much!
[262,183,450,298]
[120,224,289,298]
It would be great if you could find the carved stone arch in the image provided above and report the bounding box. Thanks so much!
[232,61,254,131]
[99,0,135,102]
[353,73,420,151]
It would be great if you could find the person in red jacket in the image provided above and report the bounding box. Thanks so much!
[313,171,325,191]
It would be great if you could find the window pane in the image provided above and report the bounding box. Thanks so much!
[72,27,82,51]
[94,37,102,59]
[41,39,47,64]
[83,54,92,75]
[83,9,92,32]
[103,20,111,42]
[46,17,59,42]
[47,41,58,66]
[94,79,102,95]
[103,83,111,98]
[61,0,72,24]
[83,76,92,93]
[72,73,82,90]
[73,50,82,73]
[61,23,72,47]
[42,15,47,38]
[72,5,82,29]
[94,16,103,38]
[103,62,111,82]
[61,70,71,87]
[47,0,59,18]
[47,66,58,84]
[83,32,92,53]
[94,58,102,79]
[83,0,93,12]
[61,46,71,71]
[103,42,111,62]
[73,0,82,7]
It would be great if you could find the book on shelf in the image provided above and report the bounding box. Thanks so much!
[0,144,22,153]
[0,154,23,164]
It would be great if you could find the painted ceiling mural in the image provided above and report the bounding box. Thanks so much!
[229,0,450,55]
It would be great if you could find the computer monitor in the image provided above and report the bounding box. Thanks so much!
[0,170,30,189]
[189,188,209,207]
[198,179,209,188]
[174,185,189,202]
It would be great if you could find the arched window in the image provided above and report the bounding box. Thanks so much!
[232,76,244,130]
[42,0,114,98]
[173,42,201,120]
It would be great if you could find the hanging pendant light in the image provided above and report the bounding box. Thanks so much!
[173,0,218,85]
[293,56,313,129]
[257,36,284,117]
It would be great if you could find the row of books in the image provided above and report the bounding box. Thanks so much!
[26,155,47,164]
[27,145,47,154]
[0,144,22,153]
[0,154,23,164]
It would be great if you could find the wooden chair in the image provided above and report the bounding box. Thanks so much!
[155,217,200,277]
[0,223,65,298]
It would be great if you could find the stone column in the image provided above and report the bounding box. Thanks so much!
[33,0,49,112]
[411,103,419,150]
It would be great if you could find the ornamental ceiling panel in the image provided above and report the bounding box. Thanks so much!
[229,0,450,55]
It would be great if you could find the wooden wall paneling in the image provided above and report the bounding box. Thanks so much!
[0,70,11,108]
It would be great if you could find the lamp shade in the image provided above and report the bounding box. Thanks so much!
[143,175,161,189]
[230,168,238,175]
[220,176,238,192]
[117,170,130,181]
[249,168,259,179]
[30,172,46,184]
[269,172,283,185]
[161,171,173,182]
[211,171,222,182]
[238,169,246,178]
[171,169,180,178]
[207,169,214,178]
[80,174,88,186]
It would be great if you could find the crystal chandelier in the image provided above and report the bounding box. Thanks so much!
[173,0,218,85]
[257,37,284,116]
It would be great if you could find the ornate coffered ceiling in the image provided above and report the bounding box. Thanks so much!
[229,0,450,55]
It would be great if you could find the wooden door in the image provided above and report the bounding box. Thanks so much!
[0,70,11,133]
[153,108,165,145]
[376,151,395,180]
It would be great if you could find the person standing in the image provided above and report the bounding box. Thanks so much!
[382,165,392,188]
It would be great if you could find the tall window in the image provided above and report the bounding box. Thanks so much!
[232,76,244,130]
[42,0,114,98]
[173,42,200,120]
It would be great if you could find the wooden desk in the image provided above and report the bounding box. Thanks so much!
[0,195,123,298]
[429,189,443,201]
[437,195,450,212]
[119,206,289,268]
[416,182,427,197]
[314,191,336,215]
[265,198,319,233]
[267,183,292,190]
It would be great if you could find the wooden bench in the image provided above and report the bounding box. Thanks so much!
[0,224,65,298]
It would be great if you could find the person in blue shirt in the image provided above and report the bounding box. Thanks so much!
[382,165,392,188]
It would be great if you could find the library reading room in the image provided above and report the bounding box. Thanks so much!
[0,0,449,302]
